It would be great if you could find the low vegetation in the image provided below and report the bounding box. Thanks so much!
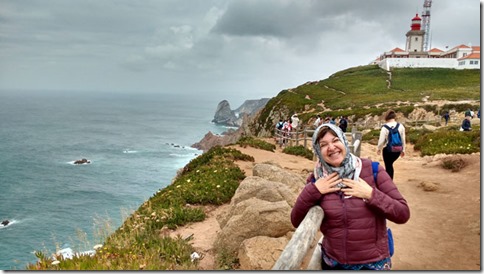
[236,136,276,152]
[282,145,314,160]
[364,125,480,156]
[27,146,254,270]
[441,156,468,172]
[256,65,480,135]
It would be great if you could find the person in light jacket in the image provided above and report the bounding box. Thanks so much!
[291,123,410,270]
[377,109,406,179]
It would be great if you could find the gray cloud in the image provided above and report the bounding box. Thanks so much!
[0,0,480,101]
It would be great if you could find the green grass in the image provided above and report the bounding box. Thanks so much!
[282,145,314,160]
[236,136,276,152]
[255,65,480,135]
[363,125,481,156]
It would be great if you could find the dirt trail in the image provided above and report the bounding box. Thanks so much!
[171,141,480,270]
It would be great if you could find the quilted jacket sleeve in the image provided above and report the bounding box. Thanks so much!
[290,183,322,228]
[366,163,410,224]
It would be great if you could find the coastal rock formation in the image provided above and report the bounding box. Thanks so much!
[214,163,304,269]
[212,98,270,127]
[212,100,238,126]
[74,158,91,165]
[191,129,241,152]
[1,220,9,226]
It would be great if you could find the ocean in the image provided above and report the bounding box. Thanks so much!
[0,90,235,270]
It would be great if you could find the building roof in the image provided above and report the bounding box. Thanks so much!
[458,52,481,60]
[390,47,405,52]
[428,48,444,53]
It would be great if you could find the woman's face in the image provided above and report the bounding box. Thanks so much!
[319,131,346,167]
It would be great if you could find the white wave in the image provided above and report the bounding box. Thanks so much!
[67,159,92,165]
[54,247,96,260]
[169,153,198,158]
[123,150,138,154]
[0,219,17,229]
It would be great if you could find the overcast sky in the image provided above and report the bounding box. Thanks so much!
[0,0,480,103]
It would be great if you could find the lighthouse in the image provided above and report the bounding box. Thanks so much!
[405,14,425,55]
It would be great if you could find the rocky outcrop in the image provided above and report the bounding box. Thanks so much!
[238,236,288,270]
[191,129,242,152]
[74,158,91,165]
[234,98,270,117]
[212,98,270,127]
[212,100,238,126]
[214,163,305,269]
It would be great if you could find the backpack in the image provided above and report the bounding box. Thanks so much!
[383,123,403,153]
[372,161,394,257]
[276,121,284,130]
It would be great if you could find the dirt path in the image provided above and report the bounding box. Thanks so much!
[171,140,480,270]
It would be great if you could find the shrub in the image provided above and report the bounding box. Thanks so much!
[282,145,314,160]
[441,156,467,172]
[236,136,276,152]
[413,126,480,156]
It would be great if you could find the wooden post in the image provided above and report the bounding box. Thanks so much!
[272,206,324,270]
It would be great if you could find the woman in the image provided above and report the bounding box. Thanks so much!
[377,110,406,179]
[291,123,410,270]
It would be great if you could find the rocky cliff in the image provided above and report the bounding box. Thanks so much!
[212,98,270,127]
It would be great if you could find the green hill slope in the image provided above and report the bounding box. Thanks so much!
[254,65,480,135]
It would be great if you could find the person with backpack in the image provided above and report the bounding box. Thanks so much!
[461,116,472,131]
[377,110,406,179]
[291,123,410,270]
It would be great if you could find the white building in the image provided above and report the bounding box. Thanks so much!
[374,13,480,70]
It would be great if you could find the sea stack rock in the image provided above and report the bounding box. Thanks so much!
[212,100,239,127]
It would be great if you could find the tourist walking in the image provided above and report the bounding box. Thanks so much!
[377,110,406,179]
[291,123,410,270]
[313,115,322,129]
[291,114,300,130]
[442,111,450,126]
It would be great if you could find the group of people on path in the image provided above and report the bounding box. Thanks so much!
[291,109,409,270]
[313,114,348,132]
[461,108,479,131]
[275,114,300,147]
[443,108,480,131]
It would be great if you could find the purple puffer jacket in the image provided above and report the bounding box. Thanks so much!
[291,158,410,265]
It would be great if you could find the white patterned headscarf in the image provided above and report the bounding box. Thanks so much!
[312,123,362,188]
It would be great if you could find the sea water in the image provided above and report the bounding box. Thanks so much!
[0,90,233,269]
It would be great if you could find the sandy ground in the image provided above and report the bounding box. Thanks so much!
[171,140,481,270]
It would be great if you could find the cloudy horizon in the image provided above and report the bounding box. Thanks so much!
[0,0,480,104]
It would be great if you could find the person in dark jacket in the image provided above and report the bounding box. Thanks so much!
[291,123,410,270]
[461,116,472,131]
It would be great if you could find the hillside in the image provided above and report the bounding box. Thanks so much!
[251,65,480,136]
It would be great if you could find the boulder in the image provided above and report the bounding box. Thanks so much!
[238,236,288,270]
[74,158,90,164]
[217,175,298,228]
[1,220,9,226]
[252,163,306,195]
[214,198,294,255]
